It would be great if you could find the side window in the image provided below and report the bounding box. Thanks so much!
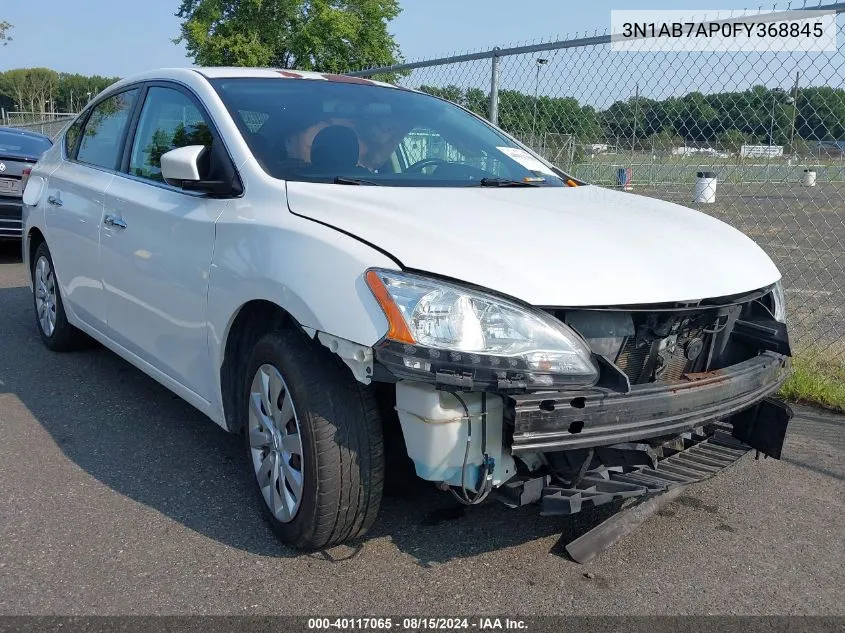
[128,87,213,182]
[237,110,269,133]
[64,116,84,158]
[397,127,502,175]
[76,89,139,169]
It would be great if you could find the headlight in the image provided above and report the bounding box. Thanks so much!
[771,280,787,323]
[366,269,598,389]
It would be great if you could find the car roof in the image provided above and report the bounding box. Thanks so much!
[195,67,396,88]
[0,126,53,142]
[105,67,397,94]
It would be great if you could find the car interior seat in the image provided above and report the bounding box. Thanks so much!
[309,125,361,173]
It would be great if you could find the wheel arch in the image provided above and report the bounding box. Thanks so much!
[219,299,310,433]
[26,227,46,275]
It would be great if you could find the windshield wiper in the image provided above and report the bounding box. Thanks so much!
[475,177,540,188]
[333,176,381,186]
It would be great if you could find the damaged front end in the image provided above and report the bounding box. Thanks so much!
[512,287,791,456]
[366,269,791,515]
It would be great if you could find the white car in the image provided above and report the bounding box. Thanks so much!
[22,68,792,550]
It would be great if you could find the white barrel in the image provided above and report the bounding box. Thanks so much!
[802,169,817,187]
[694,171,717,203]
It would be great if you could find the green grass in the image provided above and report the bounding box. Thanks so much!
[578,152,843,168]
[779,352,845,413]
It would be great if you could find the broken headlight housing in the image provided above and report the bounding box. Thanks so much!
[771,279,787,323]
[366,269,599,390]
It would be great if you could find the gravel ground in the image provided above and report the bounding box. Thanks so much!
[0,240,843,615]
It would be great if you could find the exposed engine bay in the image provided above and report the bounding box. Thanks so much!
[384,286,792,509]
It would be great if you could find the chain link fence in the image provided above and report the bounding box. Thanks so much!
[350,4,845,367]
[3,111,76,140]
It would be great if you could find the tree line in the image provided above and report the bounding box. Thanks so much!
[0,68,119,114]
[419,83,845,150]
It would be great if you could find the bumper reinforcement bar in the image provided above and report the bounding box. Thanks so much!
[510,352,789,453]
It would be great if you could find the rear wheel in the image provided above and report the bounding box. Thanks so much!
[31,242,88,351]
[244,328,384,549]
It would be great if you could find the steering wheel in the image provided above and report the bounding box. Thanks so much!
[405,158,450,174]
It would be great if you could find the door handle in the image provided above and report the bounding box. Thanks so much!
[103,214,127,229]
[47,195,63,207]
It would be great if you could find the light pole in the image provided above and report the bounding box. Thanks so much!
[769,87,794,147]
[531,58,548,150]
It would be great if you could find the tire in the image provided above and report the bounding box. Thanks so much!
[31,242,88,351]
[243,328,384,549]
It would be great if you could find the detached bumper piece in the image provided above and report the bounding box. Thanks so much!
[500,398,792,563]
[510,352,789,453]
[538,427,750,516]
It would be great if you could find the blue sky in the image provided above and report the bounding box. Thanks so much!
[0,0,768,77]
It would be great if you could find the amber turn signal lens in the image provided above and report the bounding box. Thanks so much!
[365,270,416,344]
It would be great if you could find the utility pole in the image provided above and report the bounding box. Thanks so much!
[768,87,793,149]
[488,48,500,126]
[788,71,800,157]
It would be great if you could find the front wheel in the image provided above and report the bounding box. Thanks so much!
[244,329,384,549]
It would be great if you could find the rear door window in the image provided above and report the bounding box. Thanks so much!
[64,117,84,159]
[76,89,139,170]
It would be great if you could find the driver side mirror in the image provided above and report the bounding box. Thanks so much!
[160,145,232,195]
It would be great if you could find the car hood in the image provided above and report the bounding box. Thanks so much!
[285,182,781,306]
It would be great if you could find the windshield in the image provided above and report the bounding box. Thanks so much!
[0,130,52,157]
[211,78,565,187]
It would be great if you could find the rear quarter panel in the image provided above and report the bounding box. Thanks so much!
[21,142,64,278]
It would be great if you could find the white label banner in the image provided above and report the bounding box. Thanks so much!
[611,9,837,52]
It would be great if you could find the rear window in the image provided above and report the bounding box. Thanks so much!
[0,131,52,157]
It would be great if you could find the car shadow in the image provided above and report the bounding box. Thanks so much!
[0,281,613,564]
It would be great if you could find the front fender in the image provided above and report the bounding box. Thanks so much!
[207,211,395,413]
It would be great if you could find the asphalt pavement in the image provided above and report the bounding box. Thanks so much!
[0,240,843,615]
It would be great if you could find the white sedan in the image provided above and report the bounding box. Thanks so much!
[22,68,792,550]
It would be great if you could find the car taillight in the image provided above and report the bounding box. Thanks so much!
[21,167,32,193]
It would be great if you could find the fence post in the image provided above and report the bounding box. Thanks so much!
[488,47,500,126]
